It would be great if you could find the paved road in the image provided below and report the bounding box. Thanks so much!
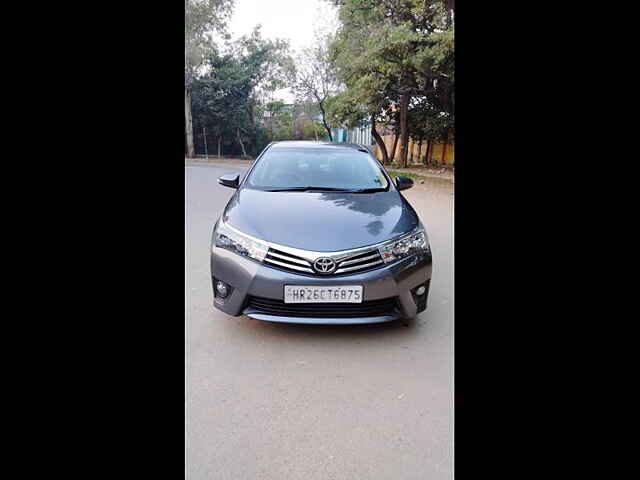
[186,163,453,480]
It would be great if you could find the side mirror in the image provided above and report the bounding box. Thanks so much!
[395,176,414,191]
[218,174,240,189]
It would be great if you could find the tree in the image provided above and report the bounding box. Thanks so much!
[185,0,234,158]
[190,27,291,157]
[227,28,290,155]
[261,101,294,141]
[329,0,454,167]
[288,26,340,141]
[408,95,454,165]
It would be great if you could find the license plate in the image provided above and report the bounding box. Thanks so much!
[284,285,363,303]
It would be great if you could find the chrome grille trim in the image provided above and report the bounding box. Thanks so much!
[266,250,312,266]
[338,253,380,267]
[263,245,384,275]
[334,259,384,274]
[263,256,314,273]
[260,239,386,265]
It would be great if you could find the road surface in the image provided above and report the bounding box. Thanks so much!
[185,163,453,479]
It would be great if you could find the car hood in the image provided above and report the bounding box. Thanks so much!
[222,188,419,252]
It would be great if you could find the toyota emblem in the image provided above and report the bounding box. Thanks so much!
[313,257,336,274]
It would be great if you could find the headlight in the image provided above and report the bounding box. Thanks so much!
[213,219,268,262]
[378,227,430,264]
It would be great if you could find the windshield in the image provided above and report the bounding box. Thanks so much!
[245,147,390,191]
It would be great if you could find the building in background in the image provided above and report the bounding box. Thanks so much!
[331,124,373,146]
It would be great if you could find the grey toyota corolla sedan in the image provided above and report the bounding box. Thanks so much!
[210,141,432,324]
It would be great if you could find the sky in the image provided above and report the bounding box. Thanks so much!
[228,0,338,102]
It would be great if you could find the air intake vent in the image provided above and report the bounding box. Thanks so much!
[245,296,400,318]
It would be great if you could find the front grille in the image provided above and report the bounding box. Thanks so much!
[263,247,385,276]
[245,296,400,318]
[334,250,384,274]
[264,248,314,273]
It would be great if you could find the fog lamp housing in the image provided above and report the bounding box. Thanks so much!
[411,280,430,313]
[212,277,233,301]
[216,281,229,298]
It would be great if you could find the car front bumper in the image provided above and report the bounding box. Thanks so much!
[210,246,432,324]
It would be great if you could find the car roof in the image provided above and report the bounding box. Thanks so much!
[269,141,370,152]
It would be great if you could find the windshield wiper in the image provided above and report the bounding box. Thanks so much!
[349,187,387,193]
[264,186,352,192]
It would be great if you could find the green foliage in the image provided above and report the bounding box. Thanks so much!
[329,0,454,143]
[191,27,293,156]
[262,102,294,141]
[185,0,235,86]
[185,0,235,157]
[409,97,453,143]
[286,15,340,140]
[386,170,427,181]
[301,121,322,140]
[326,91,367,128]
[186,0,453,160]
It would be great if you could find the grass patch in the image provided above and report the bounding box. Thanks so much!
[386,170,426,181]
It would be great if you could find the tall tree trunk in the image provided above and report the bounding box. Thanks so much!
[409,138,414,164]
[370,115,389,164]
[441,141,447,165]
[218,136,222,158]
[399,92,410,168]
[417,141,422,165]
[389,131,400,163]
[247,99,256,156]
[445,1,454,27]
[317,100,333,141]
[185,87,195,158]
[424,140,431,166]
[237,128,247,157]
[202,127,208,158]
[313,94,333,141]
